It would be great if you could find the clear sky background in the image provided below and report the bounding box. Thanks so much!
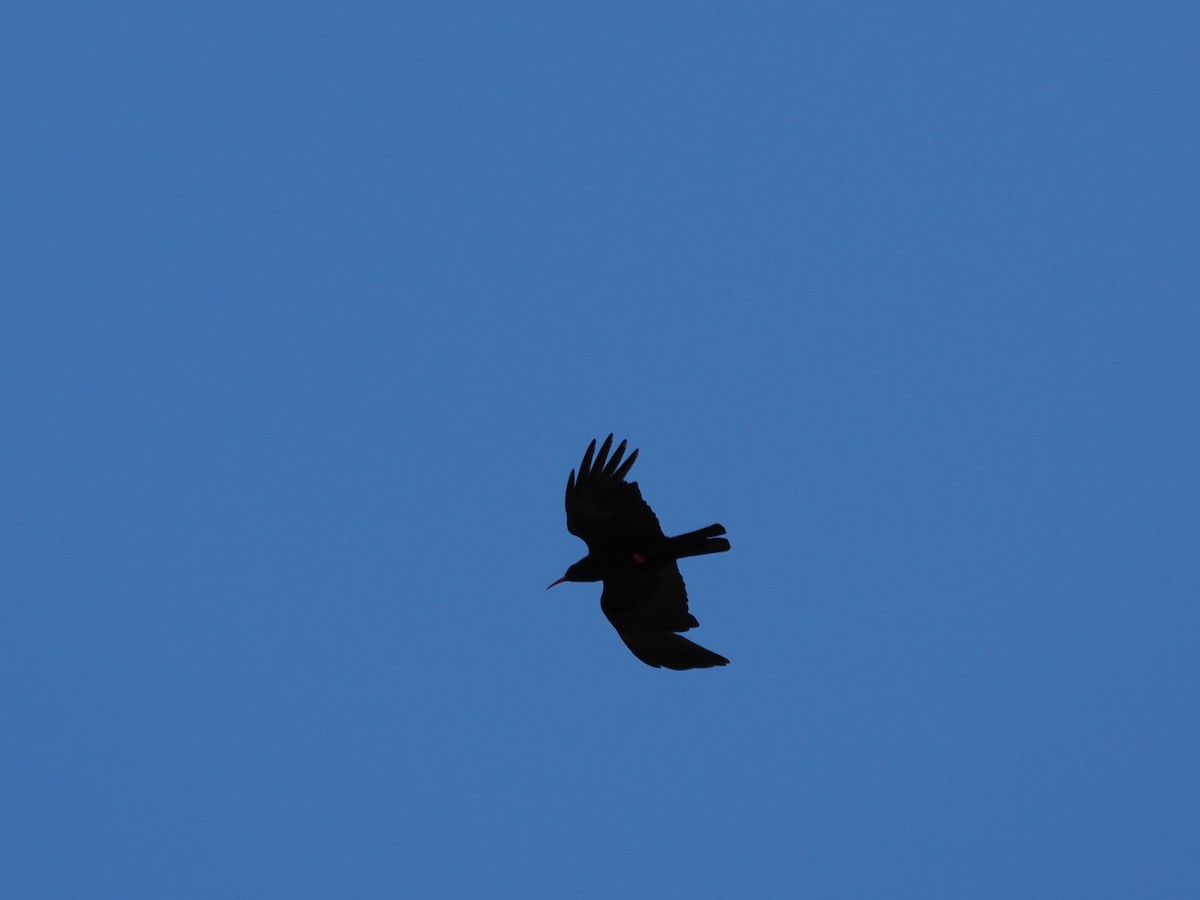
[3,2,1197,897]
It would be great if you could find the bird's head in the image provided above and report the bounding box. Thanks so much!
[547,557,602,589]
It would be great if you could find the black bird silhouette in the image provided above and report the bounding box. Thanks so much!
[548,435,730,670]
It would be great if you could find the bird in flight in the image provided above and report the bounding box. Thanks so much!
[548,435,730,670]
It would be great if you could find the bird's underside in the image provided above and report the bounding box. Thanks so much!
[552,434,731,671]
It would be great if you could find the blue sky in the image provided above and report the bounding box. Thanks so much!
[3,2,1197,897]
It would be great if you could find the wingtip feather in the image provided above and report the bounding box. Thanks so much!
[613,446,638,482]
[579,439,597,481]
[593,434,614,476]
[601,439,628,478]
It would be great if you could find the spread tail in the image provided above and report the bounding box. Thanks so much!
[667,523,730,560]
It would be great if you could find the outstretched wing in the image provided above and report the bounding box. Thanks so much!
[600,565,730,670]
[565,434,664,548]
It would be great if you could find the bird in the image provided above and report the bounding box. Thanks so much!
[548,434,731,670]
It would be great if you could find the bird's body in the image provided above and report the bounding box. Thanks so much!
[549,435,730,670]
